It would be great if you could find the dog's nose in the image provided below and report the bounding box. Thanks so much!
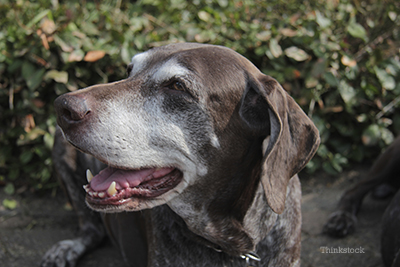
[54,94,92,129]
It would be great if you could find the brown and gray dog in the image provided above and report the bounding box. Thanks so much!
[324,136,400,267]
[41,43,320,267]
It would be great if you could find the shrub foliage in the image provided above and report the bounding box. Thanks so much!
[1,0,399,191]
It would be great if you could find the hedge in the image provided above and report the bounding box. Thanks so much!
[1,0,399,193]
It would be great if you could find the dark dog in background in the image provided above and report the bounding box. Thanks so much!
[324,136,400,267]
[41,43,320,267]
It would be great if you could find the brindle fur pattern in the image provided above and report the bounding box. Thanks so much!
[42,43,320,267]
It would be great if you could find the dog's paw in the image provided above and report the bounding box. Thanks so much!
[41,239,85,267]
[323,211,357,238]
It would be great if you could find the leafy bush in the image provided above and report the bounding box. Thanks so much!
[1,0,399,193]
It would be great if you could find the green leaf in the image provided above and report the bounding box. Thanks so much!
[217,0,228,7]
[170,0,186,9]
[305,77,318,88]
[121,45,131,65]
[269,39,282,58]
[388,11,397,21]
[4,183,15,195]
[17,128,47,145]
[380,127,394,145]
[26,9,51,28]
[7,59,23,73]
[53,35,73,52]
[22,61,35,81]
[256,31,271,41]
[40,168,51,182]
[305,159,318,173]
[20,149,33,164]
[254,47,266,56]
[322,161,338,175]
[22,61,46,90]
[284,46,309,61]
[81,21,100,35]
[323,72,339,87]
[347,21,367,42]
[362,124,380,146]
[198,11,211,22]
[8,169,19,181]
[356,114,368,123]
[2,199,17,210]
[362,125,394,146]
[317,144,329,157]
[44,132,54,149]
[331,153,348,172]
[68,49,85,62]
[338,80,356,106]
[44,70,69,84]
[374,67,396,90]
[27,69,46,90]
[315,11,331,29]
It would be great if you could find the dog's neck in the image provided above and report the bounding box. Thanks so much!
[146,204,265,267]
[146,178,300,267]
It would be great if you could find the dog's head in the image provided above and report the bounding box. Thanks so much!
[55,43,319,248]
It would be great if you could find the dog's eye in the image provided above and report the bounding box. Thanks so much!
[169,81,185,91]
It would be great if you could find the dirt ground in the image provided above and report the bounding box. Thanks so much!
[0,163,389,267]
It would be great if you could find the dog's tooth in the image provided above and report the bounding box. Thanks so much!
[107,181,117,196]
[88,191,94,197]
[83,185,90,192]
[86,169,94,183]
[98,192,105,198]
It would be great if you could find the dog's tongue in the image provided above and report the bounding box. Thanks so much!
[90,167,174,191]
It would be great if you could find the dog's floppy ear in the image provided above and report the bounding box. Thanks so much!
[239,74,320,214]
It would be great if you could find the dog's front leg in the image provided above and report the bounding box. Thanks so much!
[41,128,106,267]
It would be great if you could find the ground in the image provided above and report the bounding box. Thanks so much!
[0,163,389,267]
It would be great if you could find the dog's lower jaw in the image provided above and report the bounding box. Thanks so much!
[85,170,190,212]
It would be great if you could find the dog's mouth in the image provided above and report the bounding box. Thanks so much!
[84,166,183,206]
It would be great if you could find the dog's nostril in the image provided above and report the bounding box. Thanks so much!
[56,95,92,123]
[61,108,89,121]
[63,108,91,121]
[61,108,74,121]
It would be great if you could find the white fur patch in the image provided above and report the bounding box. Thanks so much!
[129,51,150,76]
[152,58,189,83]
[211,135,220,149]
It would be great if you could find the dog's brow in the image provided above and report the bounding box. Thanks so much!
[152,59,189,83]
[129,51,150,76]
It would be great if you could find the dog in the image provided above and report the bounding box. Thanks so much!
[41,43,320,267]
[323,136,400,266]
